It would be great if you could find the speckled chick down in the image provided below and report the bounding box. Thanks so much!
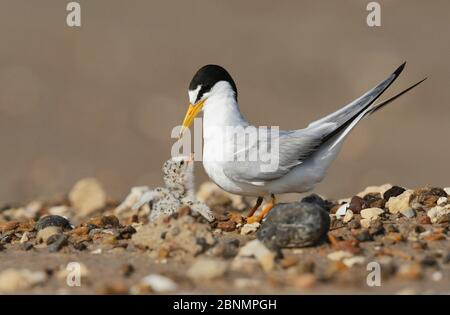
[123,156,215,222]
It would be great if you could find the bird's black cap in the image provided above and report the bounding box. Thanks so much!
[189,65,237,102]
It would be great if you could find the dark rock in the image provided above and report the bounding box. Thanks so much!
[355,229,372,242]
[442,252,450,264]
[36,215,72,231]
[301,194,334,211]
[21,243,33,251]
[421,255,438,267]
[48,234,68,252]
[349,196,365,213]
[363,193,386,209]
[120,264,135,277]
[213,239,240,258]
[383,186,406,201]
[368,220,384,236]
[384,224,398,233]
[257,202,330,250]
[119,225,136,239]
[347,219,361,229]
[73,242,87,251]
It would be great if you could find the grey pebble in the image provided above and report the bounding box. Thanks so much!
[48,234,68,252]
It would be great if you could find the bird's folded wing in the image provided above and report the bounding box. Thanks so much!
[221,125,334,184]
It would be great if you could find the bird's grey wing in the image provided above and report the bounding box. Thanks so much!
[221,124,334,184]
[221,63,407,185]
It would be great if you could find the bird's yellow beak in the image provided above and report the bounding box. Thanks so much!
[179,99,206,138]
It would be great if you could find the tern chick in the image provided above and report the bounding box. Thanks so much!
[118,156,214,222]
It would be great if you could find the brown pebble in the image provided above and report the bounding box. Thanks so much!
[87,215,120,228]
[0,221,19,233]
[397,263,423,280]
[294,273,316,289]
[384,232,404,243]
[280,255,299,269]
[349,196,364,213]
[120,264,135,277]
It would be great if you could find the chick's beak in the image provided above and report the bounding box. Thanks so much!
[179,99,206,138]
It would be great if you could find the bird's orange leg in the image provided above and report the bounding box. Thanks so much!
[246,197,263,218]
[247,194,276,223]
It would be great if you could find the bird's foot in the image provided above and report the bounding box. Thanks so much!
[245,197,276,224]
[246,215,263,224]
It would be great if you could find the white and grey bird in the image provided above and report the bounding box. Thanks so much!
[180,63,425,222]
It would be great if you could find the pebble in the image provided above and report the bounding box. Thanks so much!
[360,218,371,229]
[36,215,72,231]
[397,263,423,280]
[20,232,29,243]
[437,197,448,206]
[342,210,354,223]
[187,258,228,280]
[211,239,239,259]
[386,190,413,214]
[0,269,47,293]
[400,208,416,218]
[360,207,384,220]
[349,196,364,213]
[119,264,135,277]
[363,194,386,209]
[342,256,365,267]
[139,274,178,293]
[37,226,62,244]
[327,250,354,261]
[48,235,68,252]
[240,222,260,235]
[300,193,334,211]
[87,215,120,228]
[417,215,431,225]
[357,184,392,198]
[0,221,19,233]
[280,255,299,269]
[294,273,316,289]
[257,202,330,250]
[69,178,106,216]
[237,239,275,272]
[233,278,261,289]
[335,204,349,218]
[427,205,450,223]
[444,187,450,195]
[383,186,406,201]
[354,229,372,242]
[443,252,450,264]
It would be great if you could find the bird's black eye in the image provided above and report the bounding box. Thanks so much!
[180,161,184,166]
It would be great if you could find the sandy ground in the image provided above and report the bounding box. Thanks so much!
[0,180,449,295]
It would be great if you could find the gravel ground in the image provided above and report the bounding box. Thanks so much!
[0,179,449,294]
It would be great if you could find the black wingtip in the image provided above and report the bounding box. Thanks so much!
[393,61,407,77]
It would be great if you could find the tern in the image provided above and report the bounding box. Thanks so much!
[180,63,425,222]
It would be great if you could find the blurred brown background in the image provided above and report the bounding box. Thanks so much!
[0,0,448,203]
